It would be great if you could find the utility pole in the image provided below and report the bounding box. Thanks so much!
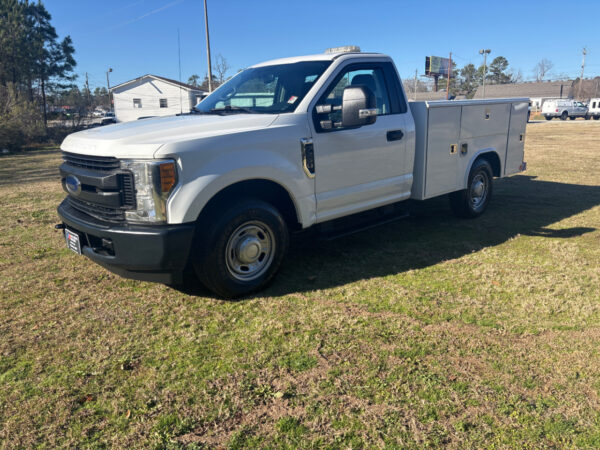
[203,0,213,92]
[479,49,491,98]
[446,52,452,100]
[413,69,418,101]
[577,47,587,100]
[106,67,113,110]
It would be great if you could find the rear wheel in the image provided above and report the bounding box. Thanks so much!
[585,115,591,120]
[450,159,493,218]
[561,111,568,120]
[594,116,600,120]
[569,116,576,120]
[545,115,553,121]
[194,199,289,298]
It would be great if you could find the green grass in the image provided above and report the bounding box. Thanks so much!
[1,122,599,447]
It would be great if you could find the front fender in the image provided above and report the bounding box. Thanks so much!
[166,149,315,227]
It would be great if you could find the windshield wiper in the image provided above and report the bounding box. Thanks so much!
[209,106,256,115]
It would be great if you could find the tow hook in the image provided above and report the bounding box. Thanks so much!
[54,223,65,230]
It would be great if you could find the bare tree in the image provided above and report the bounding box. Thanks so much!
[214,54,230,84]
[534,59,553,82]
[510,69,523,83]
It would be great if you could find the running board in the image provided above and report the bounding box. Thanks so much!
[318,207,409,241]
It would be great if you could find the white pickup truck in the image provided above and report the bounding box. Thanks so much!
[57,47,528,297]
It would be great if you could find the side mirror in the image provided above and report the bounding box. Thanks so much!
[341,85,377,127]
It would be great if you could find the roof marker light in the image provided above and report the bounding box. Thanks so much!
[325,45,361,54]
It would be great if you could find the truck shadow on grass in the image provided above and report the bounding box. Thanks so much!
[266,174,599,298]
[178,175,599,299]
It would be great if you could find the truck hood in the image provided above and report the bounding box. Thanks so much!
[61,113,279,158]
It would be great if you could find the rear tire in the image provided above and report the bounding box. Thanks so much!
[569,116,576,120]
[450,159,493,218]
[193,199,289,298]
[594,116,600,120]
[545,116,553,121]
[561,111,568,121]
[585,115,591,120]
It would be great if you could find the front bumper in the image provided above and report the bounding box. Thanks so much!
[57,199,195,284]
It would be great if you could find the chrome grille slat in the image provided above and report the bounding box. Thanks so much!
[62,151,120,171]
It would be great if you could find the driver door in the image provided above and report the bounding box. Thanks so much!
[311,62,411,222]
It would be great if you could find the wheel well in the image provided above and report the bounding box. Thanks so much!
[476,152,501,177]
[198,179,301,230]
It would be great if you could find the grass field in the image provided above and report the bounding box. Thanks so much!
[1,122,599,448]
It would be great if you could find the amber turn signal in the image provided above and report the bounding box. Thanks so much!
[159,162,177,193]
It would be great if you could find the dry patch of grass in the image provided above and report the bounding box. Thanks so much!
[1,123,599,447]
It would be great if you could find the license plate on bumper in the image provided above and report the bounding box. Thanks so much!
[65,228,82,255]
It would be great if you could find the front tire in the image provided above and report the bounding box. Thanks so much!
[194,199,289,298]
[449,159,493,218]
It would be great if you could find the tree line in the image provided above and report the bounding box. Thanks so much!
[407,56,558,99]
[187,54,231,91]
[1,0,77,150]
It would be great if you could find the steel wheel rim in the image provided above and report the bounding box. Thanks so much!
[469,173,488,209]
[225,221,275,281]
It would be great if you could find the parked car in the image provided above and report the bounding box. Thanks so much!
[588,98,600,120]
[100,112,116,125]
[56,47,527,298]
[92,110,105,118]
[542,99,588,120]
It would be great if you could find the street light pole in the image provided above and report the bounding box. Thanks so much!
[479,49,491,98]
[106,67,113,110]
[204,0,213,92]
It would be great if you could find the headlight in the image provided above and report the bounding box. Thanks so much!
[120,159,178,223]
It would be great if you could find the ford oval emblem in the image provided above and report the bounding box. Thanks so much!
[65,174,82,196]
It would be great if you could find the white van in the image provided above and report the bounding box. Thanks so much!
[588,98,600,120]
[542,99,588,120]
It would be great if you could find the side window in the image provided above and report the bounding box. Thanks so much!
[133,98,142,108]
[314,66,391,132]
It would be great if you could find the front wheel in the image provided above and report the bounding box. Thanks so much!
[194,199,289,298]
[569,116,576,120]
[449,159,493,218]
[594,116,600,120]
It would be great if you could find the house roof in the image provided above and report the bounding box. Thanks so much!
[405,91,467,101]
[111,74,207,93]
[472,81,574,99]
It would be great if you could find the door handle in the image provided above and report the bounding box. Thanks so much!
[387,130,404,141]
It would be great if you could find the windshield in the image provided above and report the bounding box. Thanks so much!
[194,61,332,114]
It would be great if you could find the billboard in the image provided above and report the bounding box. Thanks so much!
[425,56,454,77]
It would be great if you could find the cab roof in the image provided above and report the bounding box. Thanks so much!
[250,51,385,68]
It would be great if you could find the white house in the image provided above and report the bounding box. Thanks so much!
[111,75,208,123]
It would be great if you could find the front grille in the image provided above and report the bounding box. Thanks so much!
[67,197,126,222]
[62,151,120,171]
[61,152,136,223]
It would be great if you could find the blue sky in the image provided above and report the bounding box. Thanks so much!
[46,0,599,91]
